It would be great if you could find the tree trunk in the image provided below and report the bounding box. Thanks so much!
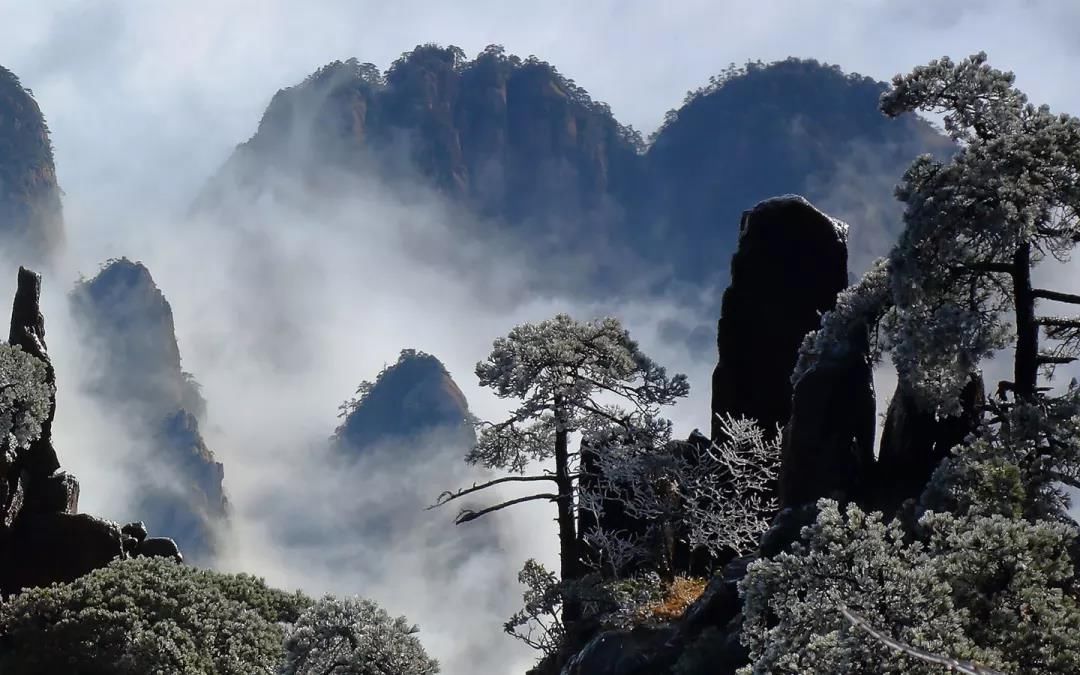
[1012,243,1039,401]
[553,395,581,624]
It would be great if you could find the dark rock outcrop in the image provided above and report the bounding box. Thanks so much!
[25,470,79,515]
[561,198,871,674]
[875,372,985,512]
[71,258,225,562]
[710,195,849,442]
[0,267,181,597]
[135,536,183,563]
[560,625,677,675]
[2,513,125,593]
[758,503,820,559]
[8,266,59,479]
[577,195,857,596]
[557,192,982,674]
[0,66,64,267]
[558,556,753,675]
[779,321,876,507]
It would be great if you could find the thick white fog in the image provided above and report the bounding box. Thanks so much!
[0,165,719,673]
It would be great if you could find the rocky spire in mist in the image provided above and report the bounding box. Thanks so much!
[70,258,226,563]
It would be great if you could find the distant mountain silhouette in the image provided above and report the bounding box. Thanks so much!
[70,258,226,562]
[638,58,954,279]
[332,348,475,457]
[327,349,495,567]
[0,65,63,267]
[200,47,951,290]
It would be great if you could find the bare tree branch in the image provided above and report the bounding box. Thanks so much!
[429,474,558,510]
[1033,288,1080,304]
[454,493,561,524]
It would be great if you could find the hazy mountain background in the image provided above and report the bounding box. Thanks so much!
[2,3,1080,673]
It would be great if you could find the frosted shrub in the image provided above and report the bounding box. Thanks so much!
[0,556,310,674]
[281,595,439,675]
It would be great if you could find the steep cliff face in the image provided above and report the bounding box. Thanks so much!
[0,66,63,267]
[205,45,640,256]
[710,196,850,441]
[71,259,205,418]
[332,348,475,456]
[201,49,949,292]
[70,258,225,562]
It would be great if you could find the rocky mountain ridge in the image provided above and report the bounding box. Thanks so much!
[202,47,953,291]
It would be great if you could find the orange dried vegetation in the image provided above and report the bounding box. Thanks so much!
[642,576,708,622]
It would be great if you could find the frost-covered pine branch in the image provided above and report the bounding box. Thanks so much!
[841,607,1008,675]
[878,51,1080,410]
[581,413,780,576]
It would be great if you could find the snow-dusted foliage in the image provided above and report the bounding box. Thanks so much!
[840,606,1006,675]
[878,52,1080,411]
[435,313,688,627]
[0,556,310,674]
[923,385,1080,521]
[700,52,1080,675]
[792,256,891,385]
[738,500,1080,674]
[281,596,439,675]
[467,314,688,473]
[504,558,667,658]
[0,343,52,451]
[504,559,567,658]
[580,413,779,575]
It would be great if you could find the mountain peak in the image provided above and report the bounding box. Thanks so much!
[333,349,474,456]
[0,64,64,266]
